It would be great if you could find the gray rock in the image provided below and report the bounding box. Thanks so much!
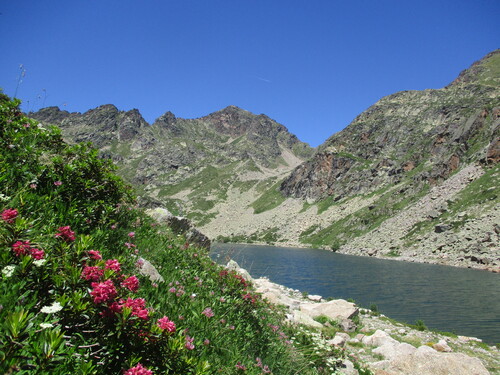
[299,299,359,320]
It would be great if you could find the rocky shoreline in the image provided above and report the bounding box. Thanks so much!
[226,260,500,375]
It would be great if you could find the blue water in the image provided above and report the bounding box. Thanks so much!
[210,243,500,344]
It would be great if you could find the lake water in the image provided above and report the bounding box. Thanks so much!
[210,243,500,344]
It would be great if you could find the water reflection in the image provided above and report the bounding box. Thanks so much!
[211,243,500,344]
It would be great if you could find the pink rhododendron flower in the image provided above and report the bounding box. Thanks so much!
[128,232,135,238]
[121,275,139,292]
[54,181,62,186]
[12,240,31,257]
[157,316,176,333]
[235,362,247,371]
[90,280,117,304]
[88,250,102,260]
[121,298,149,320]
[185,335,195,350]
[123,363,153,375]
[105,259,121,272]
[81,266,104,281]
[201,307,214,318]
[55,226,75,242]
[1,208,18,224]
[29,248,44,260]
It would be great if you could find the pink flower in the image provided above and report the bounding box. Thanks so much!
[121,298,149,320]
[29,183,37,189]
[2,208,18,224]
[29,248,44,260]
[123,363,153,375]
[235,362,247,371]
[55,226,75,242]
[201,307,214,318]
[81,266,104,281]
[185,335,195,350]
[110,224,117,230]
[168,287,176,293]
[105,259,121,272]
[203,339,210,346]
[12,240,31,257]
[54,181,62,186]
[90,280,117,304]
[128,232,135,238]
[157,316,176,333]
[121,275,139,292]
[125,242,136,249]
[88,250,102,260]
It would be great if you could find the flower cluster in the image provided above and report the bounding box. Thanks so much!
[124,363,153,375]
[1,208,18,223]
[157,316,176,333]
[90,279,118,304]
[55,226,75,242]
[201,307,214,318]
[121,275,140,292]
[12,240,44,260]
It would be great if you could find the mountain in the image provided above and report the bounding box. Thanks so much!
[31,50,500,272]
[31,104,314,223]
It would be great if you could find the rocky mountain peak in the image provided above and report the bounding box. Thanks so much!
[448,49,500,87]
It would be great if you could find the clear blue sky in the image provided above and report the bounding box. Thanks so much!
[1,1,498,147]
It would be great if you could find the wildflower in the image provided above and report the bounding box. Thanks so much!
[169,287,176,293]
[125,242,136,249]
[29,183,37,189]
[81,266,104,281]
[229,325,235,330]
[29,248,45,260]
[2,265,15,278]
[185,335,195,350]
[55,226,75,242]
[88,249,102,260]
[41,301,63,314]
[33,259,46,267]
[123,363,153,375]
[135,259,144,268]
[219,297,226,303]
[121,275,140,292]
[121,298,149,320]
[157,316,176,333]
[40,322,53,329]
[105,259,121,272]
[23,123,30,128]
[201,307,214,318]
[0,193,11,202]
[111,224,117,230]
[235,362,247,371]
[128,232,135,238]
[203,339,210,346]
[54,181,62,186]
[12,240,31,257]
[90,280,117,304]
[1,208,18,223]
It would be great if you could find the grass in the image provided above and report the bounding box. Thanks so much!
[250,180,286,214]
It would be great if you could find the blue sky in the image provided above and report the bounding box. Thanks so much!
[1,1,498,147]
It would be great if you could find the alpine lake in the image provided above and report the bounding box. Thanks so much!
[210,243,500,345]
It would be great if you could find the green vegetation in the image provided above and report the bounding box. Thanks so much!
[0,94,350,374]
[216,227,282,245]
[250,181,286,214]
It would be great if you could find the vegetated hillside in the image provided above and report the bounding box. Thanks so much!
[1,93,354,374]
[31,105,313,225]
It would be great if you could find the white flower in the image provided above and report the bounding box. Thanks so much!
[2,265,15,278]
[33,259,47,267]
[0,193,10,202]
[40,322,53,329]
[41,301,63,314]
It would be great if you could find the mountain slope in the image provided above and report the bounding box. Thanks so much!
[31,105,314,224]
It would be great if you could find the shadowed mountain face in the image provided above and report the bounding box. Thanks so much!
[281,50,500,201]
